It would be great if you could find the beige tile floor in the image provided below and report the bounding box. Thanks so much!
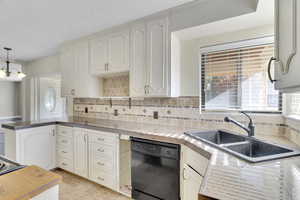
[54,169,131,200]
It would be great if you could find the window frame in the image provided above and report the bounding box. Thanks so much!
[199,36,282,114]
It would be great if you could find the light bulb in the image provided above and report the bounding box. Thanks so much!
[0,69,6,78]
[17,71,26,79]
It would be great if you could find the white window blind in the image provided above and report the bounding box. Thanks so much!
[286,93,300,116]
[201,38,281,112]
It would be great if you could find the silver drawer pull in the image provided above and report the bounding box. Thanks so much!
[97,138,105,141]
[62,151,67,154]
[97,148,104,152]
[62,162,67,166]
[61,140,68,143]
[97,162,104,166]
[97,177,104,181]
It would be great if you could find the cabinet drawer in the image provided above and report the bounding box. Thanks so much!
[90,156,114,173]
[185,147,209,177]
[88,131,117,145]
[90,170,116,190]
[89,142,115,159]
[57,157,73,172]
[57,145,73,160]
[57,126,73,138]
[57,135,73,148]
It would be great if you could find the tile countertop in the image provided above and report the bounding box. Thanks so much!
[2,117,300,200]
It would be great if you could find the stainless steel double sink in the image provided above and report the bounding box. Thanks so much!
[185,130,300,163]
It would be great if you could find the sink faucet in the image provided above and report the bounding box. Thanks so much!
[224,112,255,137]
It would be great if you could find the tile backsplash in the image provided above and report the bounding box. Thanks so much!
[73,97,294,139]
[103,75,129,97]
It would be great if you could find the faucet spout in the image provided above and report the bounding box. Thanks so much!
[224,112,255,137]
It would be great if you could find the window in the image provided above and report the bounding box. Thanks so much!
[285,93,300,117]
[201,37,281,112]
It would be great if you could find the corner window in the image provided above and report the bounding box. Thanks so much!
[200,37,282,113]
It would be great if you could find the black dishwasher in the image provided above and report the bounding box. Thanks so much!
[131,137,180,200]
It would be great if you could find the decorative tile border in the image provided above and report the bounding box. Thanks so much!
[73,97,290,138]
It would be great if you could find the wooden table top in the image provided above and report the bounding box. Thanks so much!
[0,166,62,200]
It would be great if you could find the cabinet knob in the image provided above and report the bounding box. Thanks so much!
[97,162,104,166]
[97,148,104,152]
[97,177,104,181]
[97,138,105,141]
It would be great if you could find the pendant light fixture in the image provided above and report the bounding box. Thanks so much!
[0,47,26,79]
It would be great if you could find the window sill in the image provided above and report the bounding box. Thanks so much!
[200,112,283,123]
[284,115,300,122]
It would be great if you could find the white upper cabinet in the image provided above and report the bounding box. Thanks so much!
[146,17,169,96]
[90,38,108,74]
[130,16,172,97]
[130,23,147,97]
[60,47,75,97]
[108,30,130,73]
[90,30,130,76]
[273,0,300,92]
[60,41,101,97]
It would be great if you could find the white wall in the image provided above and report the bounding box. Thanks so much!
[24,54,61,77]
[0,81,21,118]
[22,55,64,120]
[178,24,274,96]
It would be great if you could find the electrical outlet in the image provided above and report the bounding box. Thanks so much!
[114,109,118,116]
[153,111,159,119]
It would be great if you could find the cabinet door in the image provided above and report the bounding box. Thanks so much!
[108,30,130,73]
[74,42,95,97]
[90,37,108,75]
[130,24,147,97]
[146,17,169,96]
[19,126,56,170]
[182,164,203,200]
[60,48,75,96]
[74,129,88,178]
[274,0,300,92]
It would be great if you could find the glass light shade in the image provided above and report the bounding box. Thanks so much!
[0,69,6,78]
[17,71,26,79]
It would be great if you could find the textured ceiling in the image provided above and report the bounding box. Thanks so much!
[0,0,193,62]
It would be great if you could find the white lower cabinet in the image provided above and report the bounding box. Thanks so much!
[88,130,119,190]
[56,126,119,191]
[30,185,59,200]
[56,126,74,172]
[182,164,203,200]
[4,126,56,170]
[181,145,209,200]
[73,128,88,178]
